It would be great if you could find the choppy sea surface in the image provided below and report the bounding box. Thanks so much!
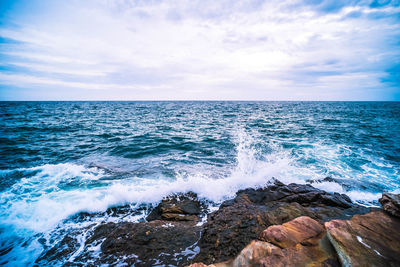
[0,101,399,265]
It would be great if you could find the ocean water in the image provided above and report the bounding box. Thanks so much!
[0,101,399,265]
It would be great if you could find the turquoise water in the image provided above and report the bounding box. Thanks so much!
[0,101,399,265]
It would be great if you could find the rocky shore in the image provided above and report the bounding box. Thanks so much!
[36,180,400,266]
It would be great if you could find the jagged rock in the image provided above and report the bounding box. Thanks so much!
[187,263,221,267]
[260,216,325,248]
[187,241,280,267]
[194,181,368,264]
[190,216,339,267]
[88,220,201,266]
[35,234,80,265]
[257,239,339,267]
[325,210,400,267]
[379,193,400,217]
[37,181,369,266]
[258,216,339,266]
[230,241,281,267]
[147,192,204,222]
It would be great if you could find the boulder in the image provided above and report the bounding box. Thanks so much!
[379,193,400,217]
[147,192,205,222]
[35,234,80,265]
[39,219,202,266]
[260,216,325,248]
[90,220,201,266]
[194,180,368,264]
[325,210,400,267]
[190,216,339,267]
[257,240,339,267]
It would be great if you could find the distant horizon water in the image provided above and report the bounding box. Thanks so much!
[1,100,400,102]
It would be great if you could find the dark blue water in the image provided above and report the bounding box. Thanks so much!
[0,101,399,265]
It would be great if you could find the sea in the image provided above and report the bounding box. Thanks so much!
[0,101,399,265]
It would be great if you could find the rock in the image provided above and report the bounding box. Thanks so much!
[260,216,325,248]
[379,193,400,217]
[187,241,281,267]
[257,239,339,267]
[35,234,80,265]
[40,220,202,266]
[187,263,222,267]
[194,180,368,264]
[230,240,281,267]
[36,181,369,266]
[147,192,204,222]
[325,210,400,267]
[91,220,201,266]
[191,216,339,267]
[257,216,339,267]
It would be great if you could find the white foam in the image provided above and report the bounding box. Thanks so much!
[311,181,344,193]
[0,130,301,232]
[345,191,382,206]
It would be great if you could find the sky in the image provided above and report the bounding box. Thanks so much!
[0,0,399,100]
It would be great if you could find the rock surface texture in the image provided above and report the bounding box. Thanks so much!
[379,193,400,217]
[193,180,368,264]
[260,216,325,248]
[147,192,205,222]
[189,216,339,267]
[37,181,377,266]
[325,210,400,267]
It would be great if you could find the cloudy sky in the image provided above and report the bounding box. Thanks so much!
[0,0,399,100]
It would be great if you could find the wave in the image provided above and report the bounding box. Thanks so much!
[0,129,398,266]
[0,130,397,234]
[0,131,293,232]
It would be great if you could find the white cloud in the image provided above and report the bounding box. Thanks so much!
[0,0,399,100]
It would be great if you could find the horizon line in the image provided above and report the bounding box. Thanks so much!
[1,100,399,102]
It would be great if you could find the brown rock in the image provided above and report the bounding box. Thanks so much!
[147,192,204,222]
[187,263,212,267]
[191,217,339,267]
[258,239,339,267]
[231,240,281,267]
[187,263,223,267]
[325,210,400,267]
[194,181,368,264]
[260,216,325,248]
[379,193,400,217]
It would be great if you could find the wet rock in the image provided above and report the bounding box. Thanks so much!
[232,240,281,266]
[194,180,368,264]
[257,238,339,267]
[36,181,369,266]
[257,216,339,267]
[187,263,222,267]
[88,220,201,266]
[187,241,280,267]
[190,216,339,267]
[147,192,204,222]
[230,240,281,267]
[260,216,325,248]
[35,234,80,265]
[379,193,400,217]
[325,210,400,267]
